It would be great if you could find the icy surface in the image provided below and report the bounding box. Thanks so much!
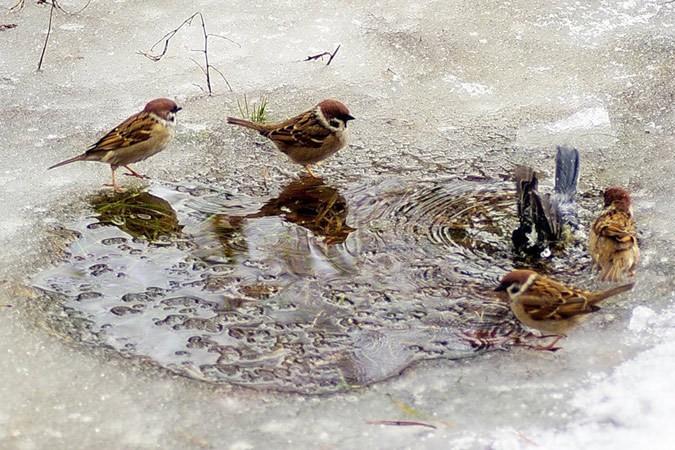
[1,0,675,449]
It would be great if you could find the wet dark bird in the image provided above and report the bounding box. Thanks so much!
[511,145,580,257]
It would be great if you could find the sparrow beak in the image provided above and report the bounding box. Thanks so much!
[344,114,355,121]
[174,106,183,113]
[494,285,506,292]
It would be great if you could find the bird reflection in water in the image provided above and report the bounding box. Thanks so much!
[90,189,182,240]
[213,175,355,246]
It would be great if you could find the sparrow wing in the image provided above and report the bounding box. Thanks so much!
[593,210,637,248]
[519,278,595,320]
[85,112,155,155]
[265,111,331,149]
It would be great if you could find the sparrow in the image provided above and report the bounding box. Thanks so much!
[589,187,639,281]
[495,269,634,335]
[226,99,355,177]
[512,145,580,257]
[48,98,181,191]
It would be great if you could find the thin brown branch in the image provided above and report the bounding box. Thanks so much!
[209,65,233,92]
[52,0,91,14]
[36,0,55,71]
[199,13,212,95]
[138,12,199,61]
[304,51,331,62]
[189,57,207,75]
[139,12,236,96]
[366,420,438,429]
[326,44,341,65]
[9,0,25,11]
[208,33,241,47]
[303,44,341,66]
[17,1,92,71]
[22,0,92,14]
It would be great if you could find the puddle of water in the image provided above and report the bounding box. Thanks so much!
[31,175,589,394]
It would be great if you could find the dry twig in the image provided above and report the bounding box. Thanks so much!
[139,12,238,96]
[12,0,91,14]
[366,419,438,429]
[36,0,55,71]
[303,44,341,66]
[11,1,92,71]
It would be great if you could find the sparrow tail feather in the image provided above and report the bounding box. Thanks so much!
[601,260,633,282]
[554,145,580,200]
[48,154,87,170]
[226,116,266,132]
[591,281,635,303]
[553,145,580,230]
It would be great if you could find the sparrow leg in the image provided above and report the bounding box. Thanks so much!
[304,165,317,178]
[123,165,149,179]
[103,166,125,192]
[526,334,564,351]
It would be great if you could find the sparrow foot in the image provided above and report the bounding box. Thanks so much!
[304,165,317,178]
[123,173,150,179]
[521,333,564,351]
[103,183,126,193]
[123,166,149,179]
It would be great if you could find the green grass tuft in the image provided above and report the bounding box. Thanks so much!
[236,94,268,123]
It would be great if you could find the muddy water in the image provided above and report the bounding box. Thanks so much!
[31,174,592,394]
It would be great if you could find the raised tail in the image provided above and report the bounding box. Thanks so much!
[591,281,635,304]
[48,154,86,170]
[226,116,266,132]
[554,145,580,200]
[553,145,580,229]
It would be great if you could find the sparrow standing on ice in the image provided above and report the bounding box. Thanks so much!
[495,269,634,335]
[226,99,355,177]
[512,145,580,257]
[589,187,639,281]
[48,98,181,191]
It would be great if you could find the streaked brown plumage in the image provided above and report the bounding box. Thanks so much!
[589,187,639,281]
[495,269,635,335]
[48,98,181,191]
[226,99,354,176]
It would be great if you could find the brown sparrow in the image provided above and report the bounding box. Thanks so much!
[48,98,181,191]
[589,187,639,281]
[226,99,355,176]
[495,269,635,335]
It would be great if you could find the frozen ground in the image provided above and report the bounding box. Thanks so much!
[1,0,675,448]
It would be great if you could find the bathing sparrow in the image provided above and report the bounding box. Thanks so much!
[512,146,580,257]
[589,187,639,281]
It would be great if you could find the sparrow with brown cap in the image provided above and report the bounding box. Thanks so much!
[48,98,181,191]
[495,269,635,335]
[589,187,639,282]
[226,99,355,177]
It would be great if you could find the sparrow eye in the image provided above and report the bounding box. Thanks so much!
[329,119,341,128]
[507,284,521,296]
